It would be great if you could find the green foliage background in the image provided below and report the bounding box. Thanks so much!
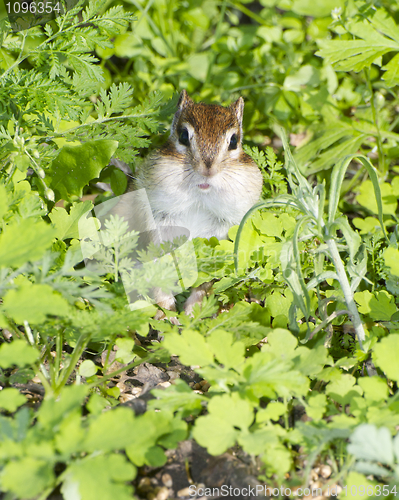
[0,0,399,498]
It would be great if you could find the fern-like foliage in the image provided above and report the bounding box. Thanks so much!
[0,0,162,192]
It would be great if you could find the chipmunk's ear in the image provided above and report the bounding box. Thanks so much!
[171,90,193,137]
[177,90,194,111]
[230,97,244,125]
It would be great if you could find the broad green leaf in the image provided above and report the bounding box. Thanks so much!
[354,290,396,321]
[163,330,214,367]
[0,340,39,368]
[373,334,399,382]
[114,338,135,364]
[78,360,98,377]
[48,140,118,200]
[348,424,394,466]
[85,407,136,452]
[0,219,56,268]
[341,472,377,500]
[207,329,245,368]
[55,413,86,455]
[256,402,286,423]
[382,52,399,87]
[149,379,204,415]
[38,385,88,429]
[356,180,397,216]
[242,352,309,399]
[238,427,278,455]
[49,201,97,240]
[261,443,292,480]
[1,457,55,499]
[0,184,9,219]
[358,377,388,402]
[326,374,363,406]
[207,393,254,429]
[125,411,173,466]
[62,454,135,500]
[187,53,209,82]
[2,284,69,324]
[384,247,399,277]
[0,388,27,412]
[192,414,238,455]
[291,0,345,17]
[306,393,327,420]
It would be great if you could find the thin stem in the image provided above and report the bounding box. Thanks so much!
[309,309,350,340]
[365,68,386,175]
[56,330,90,395]
[326,238,365,350]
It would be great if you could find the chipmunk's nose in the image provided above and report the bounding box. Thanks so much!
[204,158,213,169]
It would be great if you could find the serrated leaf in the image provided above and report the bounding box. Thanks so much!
[48,140,118,201]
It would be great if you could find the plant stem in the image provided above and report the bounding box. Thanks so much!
[365,68,386,176]
[325,238,365,350]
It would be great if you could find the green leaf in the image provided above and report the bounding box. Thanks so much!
[0,388,27,412]
[114,338,135,364]
[85,407,136,452]
[326,374,363,406]
[208,393,254,429]
[373,334,399,382]
[163,330,214,367]
[149,379,204,416]
[62,454,135,500]
[207,329,245,369]
[238,427,279,455]
[306,393,327,420]
[125,411,173,467]
[48,140,118,201]
[356,180,397,216]
[55,413,86,455]
[348,424,394,466]
[38,385,88,430]
[49,201,97,240]
[354,290,396,321]
[2,284,69,324]
[0,340,39,369]
[384,247,399,277]
[192,414,239,455]
[0,219,56,268]
[78,360,98,377]
[358,377,388,402]
[1,457,55,499]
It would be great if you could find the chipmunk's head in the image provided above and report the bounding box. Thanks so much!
[168,90,249,183]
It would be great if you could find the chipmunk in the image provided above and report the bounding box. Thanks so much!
[115,90,263,314]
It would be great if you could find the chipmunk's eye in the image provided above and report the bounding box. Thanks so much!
[229,133,238,150]
[179,128,190,146]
